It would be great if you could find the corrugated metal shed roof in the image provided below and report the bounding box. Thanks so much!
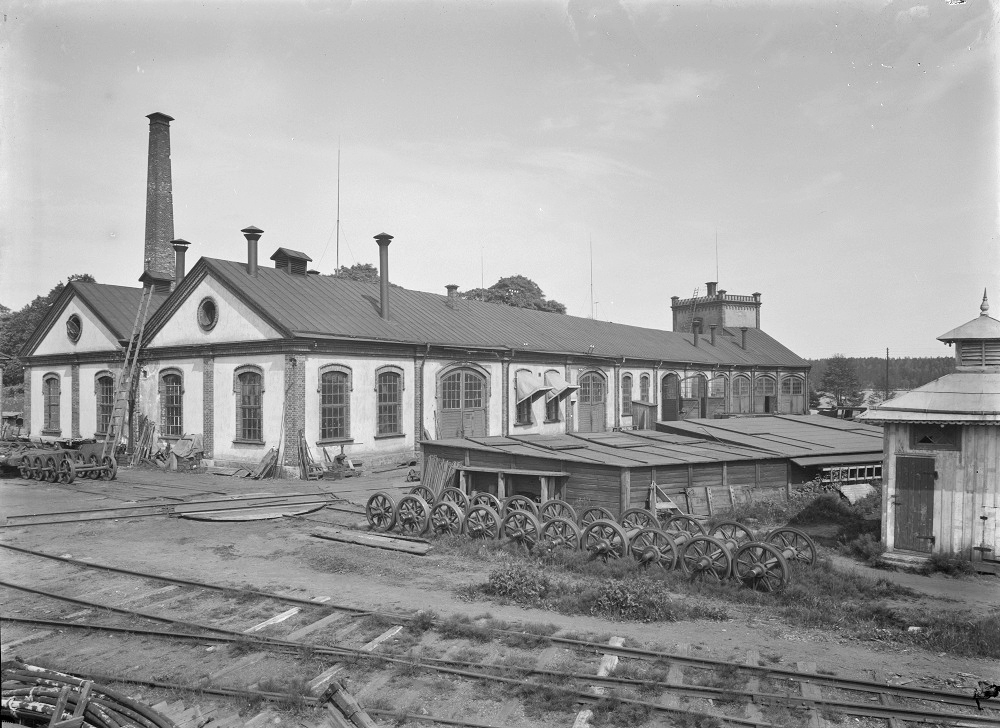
[859,372,1000,423]
[147,257,808,368]
[655,415,884,458]
[425,430,782,468]
[791,453,883,467]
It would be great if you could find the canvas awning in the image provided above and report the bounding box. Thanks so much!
[544,371,579,401]
[515,377,553,404]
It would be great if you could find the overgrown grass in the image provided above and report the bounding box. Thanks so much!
[920,551,978,576]
[705,499,790,529]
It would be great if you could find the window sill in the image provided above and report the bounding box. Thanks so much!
[374,433,406,440]
[159,434,185,441]
[543,419,561,424]
[317,437,354,446]
[513,422,533,428]
[41,429,62,437]
[232,439,265,446]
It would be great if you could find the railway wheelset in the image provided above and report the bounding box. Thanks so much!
[16,445,118,484]
[366,487,817,592]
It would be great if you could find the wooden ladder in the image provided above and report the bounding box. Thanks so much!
[100,285,155,460]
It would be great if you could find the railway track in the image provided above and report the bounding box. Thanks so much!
[1,543,996,728]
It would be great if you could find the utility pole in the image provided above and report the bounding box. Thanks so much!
[335,140,341,272]
[589,235,595,319]
[885,347,890,398]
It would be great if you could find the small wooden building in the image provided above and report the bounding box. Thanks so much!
[861,293,1000,572]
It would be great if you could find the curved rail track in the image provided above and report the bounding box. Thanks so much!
[1,543,996,728]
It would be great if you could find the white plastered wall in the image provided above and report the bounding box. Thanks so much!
[29,365,72,436]
[78,361,121,439]
[135,358,206,443]
[510,364,564,436]
[422,359,503,439]
[212,354,285,463]
[33,299,120,356]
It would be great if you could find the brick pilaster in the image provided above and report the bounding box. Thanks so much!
[283,354,306,467]
[613,364,621,429]
[501,358,510,437]
[414,355,424,442]
[202,356,214,458]
[22,367,31,434]
[71,363,80,437]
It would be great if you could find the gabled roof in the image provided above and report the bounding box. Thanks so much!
[937,314,1000,342]
[860,372,1000,423]
[269,247,312,262]
[655,415,884,459]
[21,281,169,356]
[144,256,809,368]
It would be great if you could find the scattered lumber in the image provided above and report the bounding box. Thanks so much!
[250,448,277,479]
[310,526,431,555]
[421,455,457,498]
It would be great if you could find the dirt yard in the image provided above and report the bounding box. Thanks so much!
[1,465,998,720]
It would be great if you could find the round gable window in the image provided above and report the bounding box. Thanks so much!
[197,297,219,331]
[66,314,82,342]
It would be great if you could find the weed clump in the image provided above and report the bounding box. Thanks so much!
[921,551,978,576]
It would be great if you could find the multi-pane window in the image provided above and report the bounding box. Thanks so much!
[708,377,726,398]
[161,372,183,437]
[754,376,776,397]
[639,374,650,402]
[320,370,350,440]
[96,374,115,435]
[733,377,750,396]
[43,375,60,432]
[237,370,263,442]
[377,370,402,436]
[545,396,560,422]
[621,375,633,416]
[781,377,804,395]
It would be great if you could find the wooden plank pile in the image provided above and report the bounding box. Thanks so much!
[420,455,457,498]
[250,447,278,479]
[129,416,158,466]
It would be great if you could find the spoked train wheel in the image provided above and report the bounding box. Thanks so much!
[501,510,542,551]
[470,492,502,513]
[578,506,616,529]
[395,494,431,536]
[733,542,790,592]
[439,487,470,514]
[465,505,501,540]
[680,536,732,582]
[539,499,577,523]
[629,528,679,570]
[407,484,436,505]
[429,501,465,536]
[710,520,755,550]
[502,495,539,518]
[365,491,397,532]
[765,527,817,565]
[581,519,630,561]
[540,517,582,551]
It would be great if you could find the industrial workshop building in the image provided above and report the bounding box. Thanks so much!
[19,112,812,473]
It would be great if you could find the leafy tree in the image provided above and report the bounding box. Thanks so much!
[460,275,566,314]
[326,263,380,284]
[0,274,95,386]
[818,354,864,407]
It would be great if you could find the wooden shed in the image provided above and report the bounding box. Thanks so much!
[861,293,1000,573]
[421,430,790,518]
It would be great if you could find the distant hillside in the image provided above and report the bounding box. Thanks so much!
[807,356,954,391]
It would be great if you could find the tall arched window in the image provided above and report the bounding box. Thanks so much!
[234,366,264,443]
[42,374,61,434]
[754,375,777,413]
[578,371,606,433]
[319,366,351,441]
[376,367,402,436]
[731,375,751,414]
[439,366,488,438]
[621,374,633,416]
[159,370,183,437]
[96,372,116,436]
[639,374,650,402]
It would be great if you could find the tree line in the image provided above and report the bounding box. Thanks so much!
[810,354,954,407]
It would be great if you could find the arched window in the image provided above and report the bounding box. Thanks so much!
[578,370,607,433]
[159,369,183,437]
[95,372,116,436]
[779,376,805,414]
[731,375,751,414]
[439,366,488,438]
[639,374,650,402]
[376,367,403,436]
[234,366,264,443]
[42,374,61,434]
[621,374,633,417]
[754,375,777,414]
[781,377,804,395]
[319,365,351,441]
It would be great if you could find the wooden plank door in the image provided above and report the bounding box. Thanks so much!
[894,456,936,553]
[578,372,606,433]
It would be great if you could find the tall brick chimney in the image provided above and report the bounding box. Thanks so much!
[144,113,175,281]
[374,233,393,320]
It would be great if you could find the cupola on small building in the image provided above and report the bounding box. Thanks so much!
[861,292,1000,573]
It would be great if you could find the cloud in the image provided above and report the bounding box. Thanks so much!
[896,5,930,23]
[567,0,660,82]
[591,69,722,139]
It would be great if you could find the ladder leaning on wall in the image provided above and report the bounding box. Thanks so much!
[100,286,155,462]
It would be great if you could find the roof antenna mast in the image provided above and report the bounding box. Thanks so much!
[336,138,341,272]
[590,234,595,319]
[715,226,719,283]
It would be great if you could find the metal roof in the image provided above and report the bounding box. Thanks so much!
[654,415,884,458]
[424,430,782,468]
[145,257,809,368]
[859,372,1000,424]
[937,313,1000,342]
[790,452,883,467]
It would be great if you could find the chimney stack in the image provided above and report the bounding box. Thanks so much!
[693,328,699,347]
[709,324,717,346]
[171,239,190,287]
[144,113,176,280]
[706,281,717,297]
[446,284,459,309]
[242,226,263,276]
[741,327,748,350]
[374,232,394,320]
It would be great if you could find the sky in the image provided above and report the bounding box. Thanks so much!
[1,0,997,359]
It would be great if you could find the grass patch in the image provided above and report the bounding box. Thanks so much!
[706,499,790,529]
[255,675,313,713]
[920,551,978,576]
[437,613,492,642]
[590,691,653,727]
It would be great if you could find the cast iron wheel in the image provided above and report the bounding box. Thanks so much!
[765,527,817,565]
[501,510,542,551]
[395,494,431,536]
[734,542,790,592]
[439,487,470,513]
[581,519,630,561]
[44,455,59,483]
[629,528,679,570]
[429,500,465,536]
[18,456,33,480]
[57,457,76,484]
[470,492,503,513]
[408,484,436,504]
[620,508,658,533]
[680,535,732,582]
[502,495,539,518]
[465,505,502,540]
[31,456,45,481]
[365,491,397,532]
[579,506,616,529]
[87,454,101,479]
[710,520,755,549]
[539,498,577,523]
[666,514,707,537]
[100,455,118,481]
[540,517,582,551]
